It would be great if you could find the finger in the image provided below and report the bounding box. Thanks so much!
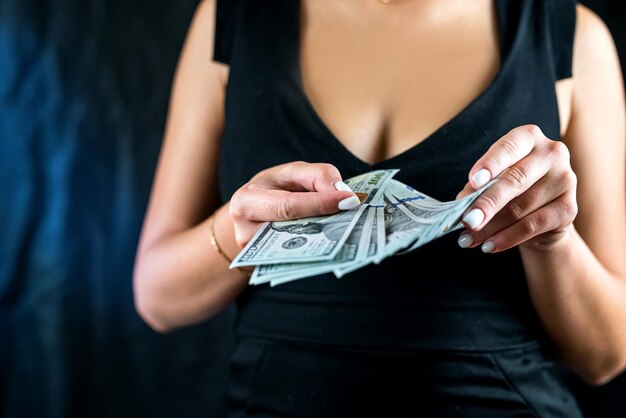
[456,182,476,200]
[234,220,264,248]
[461,175,570,245]
[234,185,359,222]
[255,162,346,193]
[473,194,577,253]
[467,125,541,189]
[462,152,550,231]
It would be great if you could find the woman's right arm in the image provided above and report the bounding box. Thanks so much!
[133,0,357,332]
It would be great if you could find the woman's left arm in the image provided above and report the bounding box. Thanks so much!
[458,6,626,386]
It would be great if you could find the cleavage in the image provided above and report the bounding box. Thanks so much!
[299,0,501,165]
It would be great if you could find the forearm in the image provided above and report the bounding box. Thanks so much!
[520,226,626,384]
[134,203,250,332]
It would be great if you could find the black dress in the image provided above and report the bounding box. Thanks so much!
[214,0,582,416]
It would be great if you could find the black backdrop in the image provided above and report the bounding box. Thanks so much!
[0,1,624,417]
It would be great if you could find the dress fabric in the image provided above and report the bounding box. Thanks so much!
[214,0,582,416]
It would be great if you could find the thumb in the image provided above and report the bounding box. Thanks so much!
[261,162,349,193]
[244,188,361,222]
[456,182,476,200]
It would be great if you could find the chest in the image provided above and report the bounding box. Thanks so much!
[299,0,501,165]
[219,0,565,202]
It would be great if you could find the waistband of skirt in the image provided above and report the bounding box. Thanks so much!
[234,288,547,352]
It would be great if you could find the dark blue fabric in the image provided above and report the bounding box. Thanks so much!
[0,1,235,417]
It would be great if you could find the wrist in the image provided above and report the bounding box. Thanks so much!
[212,203,254,277]
[519,224,577,257]
[212,202,241,262]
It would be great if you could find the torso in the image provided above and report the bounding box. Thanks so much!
[220,1,583,415]
[299,0,573,166]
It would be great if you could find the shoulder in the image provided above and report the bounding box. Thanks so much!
[575,4,611,39]
[572,4,621,78]
[565,4,623,137]
[194,0,218,35]
[180,0,229,85]
[184,0,218,61]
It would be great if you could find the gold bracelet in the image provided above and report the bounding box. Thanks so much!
[208,213,233,265]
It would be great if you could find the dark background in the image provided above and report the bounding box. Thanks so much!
[0,1,623,417]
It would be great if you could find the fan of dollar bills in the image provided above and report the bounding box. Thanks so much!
[230,169,494,286]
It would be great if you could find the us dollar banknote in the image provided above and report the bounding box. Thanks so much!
[229,169,495,285]
[230,169,398,268]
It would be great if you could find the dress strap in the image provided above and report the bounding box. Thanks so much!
[213,0,242,65]
[544,0,577,80]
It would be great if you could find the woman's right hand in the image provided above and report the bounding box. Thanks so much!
[229,162,361,248]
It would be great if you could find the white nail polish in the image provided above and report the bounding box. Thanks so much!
[463,209,485,229]
[334,181,353,192]
[471,169,491,188]
[338,195,360,210]
[481,241,495,253]
[458,233,473,248]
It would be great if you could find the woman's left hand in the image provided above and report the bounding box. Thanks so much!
[456,124,578,253]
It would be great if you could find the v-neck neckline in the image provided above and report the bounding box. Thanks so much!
[292,0,515,171]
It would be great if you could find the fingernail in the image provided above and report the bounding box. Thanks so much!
[481,241,495,253]
[463,208,485,229]
[334,181,352,192]
[471,169,491,188]
[338,196,360,210]
[458,233,473,248]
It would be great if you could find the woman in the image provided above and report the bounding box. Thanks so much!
[133,0,626,416]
